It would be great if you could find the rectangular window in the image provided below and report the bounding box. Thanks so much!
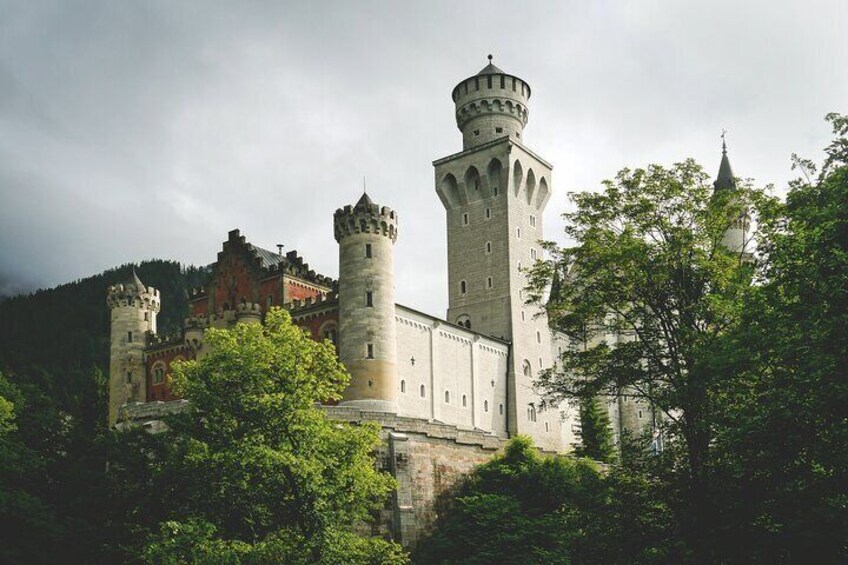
[365,243,372,258]
[144,312,148,321]
[500,75,505,88]
[531,249,537,260]
[495,127,503,133]
[530,215,536,227]
[127,331,133,343]
[366,291,373,307]
[126,371,132,383]
[487,75,492,88]
[366,343,374,359]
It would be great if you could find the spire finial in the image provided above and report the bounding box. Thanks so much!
[487,53,493,63]
[363,175,366,194]
[721,129,728,155]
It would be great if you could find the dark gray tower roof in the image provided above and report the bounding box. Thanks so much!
[122,267,145,289]
[355,192,374,209]
[714,137,737,192]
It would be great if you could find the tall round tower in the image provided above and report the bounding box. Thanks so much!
[106,270,160,425]
[452,54,531,150]
[333,193,399,413]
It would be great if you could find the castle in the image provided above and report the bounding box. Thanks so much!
[107,58,744,545]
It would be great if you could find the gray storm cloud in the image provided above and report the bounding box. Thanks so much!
[1,0,846,313]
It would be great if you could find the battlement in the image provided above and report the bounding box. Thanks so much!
[451,58,531,150]
[106,279,161,311]
[285,290,339,312]
[334,193,399,243]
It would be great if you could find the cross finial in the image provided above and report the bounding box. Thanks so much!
[721,129,728,154]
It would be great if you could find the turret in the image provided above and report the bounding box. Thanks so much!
[713,136,751,255]
[452,54,531,150]
[334,193,399,413]
[106,270,160,425]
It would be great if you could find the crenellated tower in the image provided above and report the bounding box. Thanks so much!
[106,270,160,425]
[434,57,567,452]
[334,193,399,412]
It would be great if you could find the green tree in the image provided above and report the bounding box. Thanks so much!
[136,309,407,564]
[416,436,679,565]
[710,114,848,562]
[527,159,768,559]
[573,395,616,463]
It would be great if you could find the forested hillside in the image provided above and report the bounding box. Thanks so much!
[0,260,208,412]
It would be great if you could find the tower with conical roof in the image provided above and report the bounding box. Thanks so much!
[714,136,751,255]
[334,193,399,412]
[106,270,160,425]
[434,57,568,452]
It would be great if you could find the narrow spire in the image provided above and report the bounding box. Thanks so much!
[714,130,736,192]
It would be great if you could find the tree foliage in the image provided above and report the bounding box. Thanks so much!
[136,309,406,563]
[708,113,848,562]
[527,158,770,557]
[573,395,616,463]
[415,436,680,565]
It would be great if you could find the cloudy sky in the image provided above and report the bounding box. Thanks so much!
[1,1,846,316]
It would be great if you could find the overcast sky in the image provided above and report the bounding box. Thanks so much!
[1,1,846,316]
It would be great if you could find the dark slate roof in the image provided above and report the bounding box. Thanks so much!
[122,268,145,288]
[714,144,737,192]
[355,192,374,209]
[248,244,284,269]
[477,62,504,75]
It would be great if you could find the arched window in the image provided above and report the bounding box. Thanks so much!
[445,390,451,404]
[460,280,467,294]
[420,384,426,398]
[152,363,165,385]
[484,400,489,412]
[456,314,471,329]
[400,380,406,394]
[499,403,504,415]
[462,394,467,407]
[536,330,541,343]
[523,360,532,378]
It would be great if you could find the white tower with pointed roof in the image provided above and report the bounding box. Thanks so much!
[434,57,569,452]
[714,137,751,255]
[334,193,400,412]
[106,270,160,425]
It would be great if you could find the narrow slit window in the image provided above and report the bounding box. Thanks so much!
[460,280,467,294]
[485,207,491,219]
[366,291,373,307]
[486,241,492,254]
[365,243,372,258]
[462,394,467,407]
[463,213,469,225]
[127,331,133,343]
[420,384,426,398]
[401,380,406,393]
[487,277,493,289]
[366,343,374,359]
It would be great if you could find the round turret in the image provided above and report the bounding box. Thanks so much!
[106,270,160,426]
[333,193,399,413]
[236,302,262,325]
[452,55,531,150]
